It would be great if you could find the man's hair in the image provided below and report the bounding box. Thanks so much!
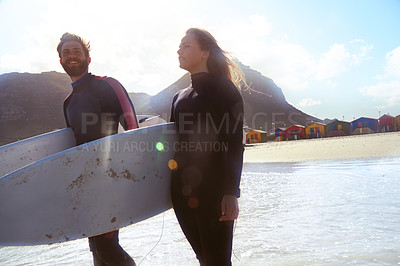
[57,32,91,58]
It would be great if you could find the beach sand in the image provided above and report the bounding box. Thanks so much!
[244,131,400,163]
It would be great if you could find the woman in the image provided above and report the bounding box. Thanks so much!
[170,28,244,265]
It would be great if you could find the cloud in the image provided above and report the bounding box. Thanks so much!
[215,15,373,92]
[360,46,400,108]
[0,26,60,74]
[216,14,271,43]
[298,98,322,107]
[315,44,350,80]
[312,40,373,81]
[314,43,361,80]
[360,80,400,107]
[385,46,400,77]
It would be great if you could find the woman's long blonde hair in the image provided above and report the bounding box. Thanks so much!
[186,28,246,89]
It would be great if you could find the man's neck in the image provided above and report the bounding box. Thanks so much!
[70,71,89,82]
[71,73,90,88]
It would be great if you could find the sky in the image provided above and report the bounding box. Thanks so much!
[0,0,399,121]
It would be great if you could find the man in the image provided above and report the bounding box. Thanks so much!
[57,32,137,266]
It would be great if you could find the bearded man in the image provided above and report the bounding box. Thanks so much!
[57,32,137,266]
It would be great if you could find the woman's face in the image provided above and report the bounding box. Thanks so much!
[177,33,209,74]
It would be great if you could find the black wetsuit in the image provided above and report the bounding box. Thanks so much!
[170,72,244,265]
[63,73,138,266]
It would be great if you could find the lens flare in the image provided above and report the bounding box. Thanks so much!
[188,197,199,208]
[156,142,164,151]
[168,159,178,170]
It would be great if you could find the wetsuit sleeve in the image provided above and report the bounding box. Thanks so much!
[103,78,138,130]
[63,95,71,128]
[217,80,244,198]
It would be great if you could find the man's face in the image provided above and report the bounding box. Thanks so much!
[60,41,90,78]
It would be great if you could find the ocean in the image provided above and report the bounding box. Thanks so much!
[1,157,399,265]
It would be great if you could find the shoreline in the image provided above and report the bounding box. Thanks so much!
[244,131,400,163]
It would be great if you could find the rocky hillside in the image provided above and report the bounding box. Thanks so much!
[0,72,71,145]
[147,62,319,130]
[0,66,319,145]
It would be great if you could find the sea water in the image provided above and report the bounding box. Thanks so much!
[1,157,399,265]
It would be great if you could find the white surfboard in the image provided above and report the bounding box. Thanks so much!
[0,123,177,246]
[0,128,76,178]
[0,115,165,178]
[137,115,167,128]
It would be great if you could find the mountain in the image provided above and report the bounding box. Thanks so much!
[145,62,319,130]
[0,72,71,145]
[0,65,319,145]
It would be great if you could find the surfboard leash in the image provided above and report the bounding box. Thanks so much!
[137,212,165,265]
[232,219,241,262]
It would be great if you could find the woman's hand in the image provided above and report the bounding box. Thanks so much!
[219,195,239,221]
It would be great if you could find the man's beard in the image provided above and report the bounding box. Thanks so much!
[61,58,88,77]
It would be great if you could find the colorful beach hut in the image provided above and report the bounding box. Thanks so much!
[274,127,286,141]
[379,114,397,132]
[243,126,253,144]
[305,123,326,138]
[325,120,351,137]
[397,115,400,131]
[285,125,306,140]
[351,117,378,134]
[246,129,267,143]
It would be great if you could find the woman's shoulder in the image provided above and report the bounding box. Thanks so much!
[211,74,242,103]
[172,85,192,101]
[175,85,192,96]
